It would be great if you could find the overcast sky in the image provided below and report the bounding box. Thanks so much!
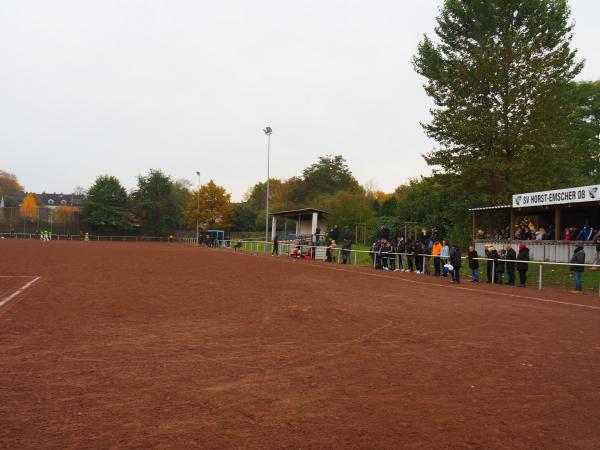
[1,1,598,201]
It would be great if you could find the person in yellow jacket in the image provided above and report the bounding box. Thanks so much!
[432,240,442,276]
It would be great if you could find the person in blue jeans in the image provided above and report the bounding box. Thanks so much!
[570,245,586,293]
[467,245,479,282]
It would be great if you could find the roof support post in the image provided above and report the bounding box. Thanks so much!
[555,206,561,240]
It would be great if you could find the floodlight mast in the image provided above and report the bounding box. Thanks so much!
[263,127,272,248]
[196,171,200,245]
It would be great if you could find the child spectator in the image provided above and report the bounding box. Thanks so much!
[395,236,406,272]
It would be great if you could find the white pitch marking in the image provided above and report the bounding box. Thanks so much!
[0,276,41,309]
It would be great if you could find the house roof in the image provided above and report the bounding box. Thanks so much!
[17,192,83,207]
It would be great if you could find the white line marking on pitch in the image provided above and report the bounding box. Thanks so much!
[0,276,41,309]
[224,249,600,312]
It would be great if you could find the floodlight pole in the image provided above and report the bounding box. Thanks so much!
[263,127,272,247]
[196,171,201,245]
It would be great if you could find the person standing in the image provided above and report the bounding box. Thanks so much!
[486,245,499,283]
[505,244,517,286]
[467,245,480,283]
[406,240,415,272]
[516,243,529,288]
[591,234,600,271]
[395,236,406,272]
[440,240,449,277]
[570,244,586,293]
[414,241,424,274]
[272,234,279,256]
[432,240,442,276]
[449,244,462,283]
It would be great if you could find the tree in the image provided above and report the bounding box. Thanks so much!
[20,193,38,220]
[413,0,583,204]
[313,189,374,232]
[287,155,360,205]
[231,202,257,231]
[0,170,24,206]
[82,175,131,229]
[566,80,600,179]
[185,180,233,230]
[132,170,180,236]
[173,179,194,229]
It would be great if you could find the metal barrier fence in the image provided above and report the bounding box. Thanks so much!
[4,233,598,295]
[221,240,600,296]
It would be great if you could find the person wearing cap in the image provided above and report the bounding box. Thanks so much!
[516,243,529,287]
[449,244,462,283]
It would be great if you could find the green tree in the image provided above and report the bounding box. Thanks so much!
[413,0,583,204]
[132,169,179,235]
[287,155,360,205]
[566,80,600,179]
[173,179,194,229]
[81,175,131,229]
[314,189,374,233]
[231,202,257,231]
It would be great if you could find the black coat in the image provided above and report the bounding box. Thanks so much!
[467,250,479,269]
[517,248,529,272]
[570,247,585,272]
[506,248,516,269]
[450,248,462,268]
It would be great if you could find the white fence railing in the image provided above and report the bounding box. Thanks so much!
[221,240,600,296]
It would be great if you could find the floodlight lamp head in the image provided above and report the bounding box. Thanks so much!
[196,171,200,176]
[263,126,272,136]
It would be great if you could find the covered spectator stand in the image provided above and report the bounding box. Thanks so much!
[270,208,327,241]
[470,184,600,263]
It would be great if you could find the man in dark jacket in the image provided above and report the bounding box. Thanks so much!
[505,244,516,286]
[449,244,462,283]
[330,225,340,242]
[570,244,586,293]
[517,243,529,288]
[467,245,479,282]
[486,245,499,283]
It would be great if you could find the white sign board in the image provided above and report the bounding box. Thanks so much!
[512,185,600,208]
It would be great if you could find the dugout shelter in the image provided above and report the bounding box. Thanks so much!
[270,208,327,241]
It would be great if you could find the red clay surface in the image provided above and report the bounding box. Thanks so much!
[1,240,600,449]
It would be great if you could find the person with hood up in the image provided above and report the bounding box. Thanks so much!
[449,244,462,283]
[516,243,529,288]
[570,244,586,293]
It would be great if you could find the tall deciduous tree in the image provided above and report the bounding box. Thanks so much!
[186,180,232,230]
[287,155,360,206]
[0,170,24,206]
[82,175,131,229]
[20,193,38,219]
[413,0,583,203]
[132,169,179,236]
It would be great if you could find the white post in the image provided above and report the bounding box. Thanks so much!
[538,263,542,290]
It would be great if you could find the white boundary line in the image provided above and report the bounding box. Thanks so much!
[0,276,41,309]
[221,248,600,312]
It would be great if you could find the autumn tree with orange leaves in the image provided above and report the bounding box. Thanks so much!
[20,193,39,219]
